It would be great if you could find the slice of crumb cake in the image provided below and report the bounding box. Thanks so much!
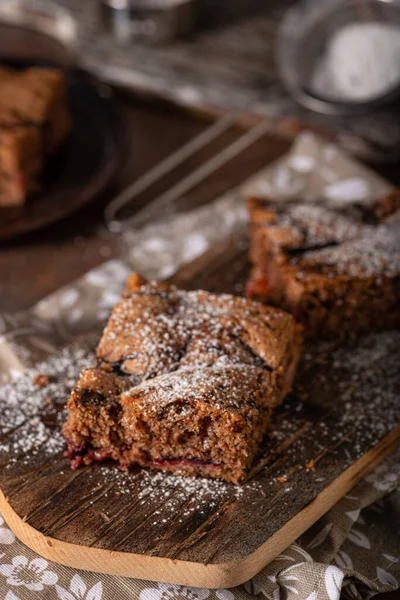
[63,273,302,484]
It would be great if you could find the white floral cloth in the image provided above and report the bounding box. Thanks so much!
[0,557,58,592]
[0,454,399,600]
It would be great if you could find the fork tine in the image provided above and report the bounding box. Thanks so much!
[104,106,250,230]
[120,117,275,231]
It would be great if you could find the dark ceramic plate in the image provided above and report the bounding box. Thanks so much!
[0,68,119,241]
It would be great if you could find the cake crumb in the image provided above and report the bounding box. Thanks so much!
[33,373,50,387]
[306,459,316,471]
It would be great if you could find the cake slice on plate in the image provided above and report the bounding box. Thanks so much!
[0,66,70,152]
[0,66,70,207]
[63,273,302,484]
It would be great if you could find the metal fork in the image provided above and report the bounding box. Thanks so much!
[104,109,278,232]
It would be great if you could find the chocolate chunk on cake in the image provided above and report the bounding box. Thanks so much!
[0,66,70,207]
[63,274,302,483]
[246,193,400,338]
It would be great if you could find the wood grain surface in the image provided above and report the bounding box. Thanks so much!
[1,242,399,588]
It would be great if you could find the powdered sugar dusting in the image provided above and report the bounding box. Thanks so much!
[0,338,96,458]
[98,282,290,381]
[277,202,367,247]
[125,364,268,414]
[251,196,400,279]
[297,330,400,457]
[299,225,400,277]
[0,331,398,529]
[89,464,264,525]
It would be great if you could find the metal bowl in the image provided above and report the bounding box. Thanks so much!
[100,0,196,43]
[0,0,76,64]
[276,0,400,115]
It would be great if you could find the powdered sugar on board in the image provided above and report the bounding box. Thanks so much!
[0,333,399,577]
[0,331,399,511]
[0,337,97,458]
[295,331,400,458]
[90,467,262,525]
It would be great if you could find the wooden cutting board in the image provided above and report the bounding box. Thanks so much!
[1,240,399,588]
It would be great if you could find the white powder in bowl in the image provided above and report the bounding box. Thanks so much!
[311,22,400,101]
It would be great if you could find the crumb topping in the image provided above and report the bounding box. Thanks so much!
[97,283,296,380]
[297,225,400,278]
[123,364,271,413]
[276,203,368,247]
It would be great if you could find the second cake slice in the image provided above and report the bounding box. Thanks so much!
[246,194,400,338]
[63,274,302,483]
